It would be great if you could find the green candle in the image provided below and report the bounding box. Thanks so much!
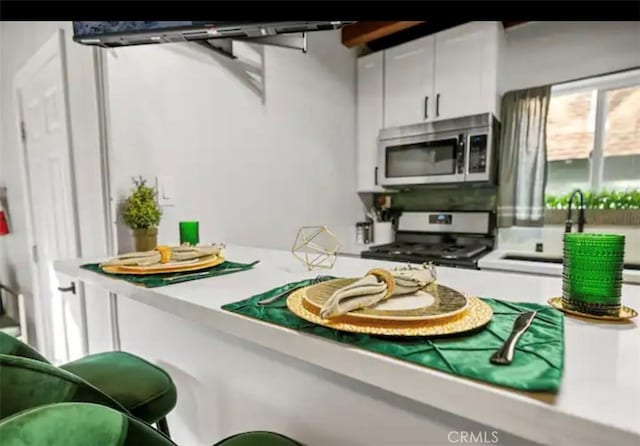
[179,221,199,246]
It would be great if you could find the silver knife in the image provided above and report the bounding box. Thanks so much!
[490,311,537,365]
[162,261,260,282]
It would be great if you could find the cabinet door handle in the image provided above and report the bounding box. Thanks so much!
[424,96,429,119]
[436,93,440,117]
[374,167,379,186]
[58,283,76,295]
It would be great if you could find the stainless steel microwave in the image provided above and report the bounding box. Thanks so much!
[377,113,500,187]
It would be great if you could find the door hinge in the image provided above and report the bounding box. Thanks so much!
[20,121,27,142]
[32,245,39,263]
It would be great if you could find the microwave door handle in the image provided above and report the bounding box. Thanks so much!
[458,135,466,176]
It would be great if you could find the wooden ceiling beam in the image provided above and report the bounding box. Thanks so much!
[341,21,425,48]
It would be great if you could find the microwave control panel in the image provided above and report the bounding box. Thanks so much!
[468,133,488,174]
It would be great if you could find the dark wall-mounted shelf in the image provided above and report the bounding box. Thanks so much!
[194,32,308,59]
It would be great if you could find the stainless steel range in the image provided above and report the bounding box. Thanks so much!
[361,211,495,269]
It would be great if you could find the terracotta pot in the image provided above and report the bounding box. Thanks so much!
[132,227,158,252]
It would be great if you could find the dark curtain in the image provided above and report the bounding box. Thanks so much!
[497,86,552,227]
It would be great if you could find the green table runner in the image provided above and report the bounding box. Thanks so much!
[81,260,259,288]
[222,279,565,393]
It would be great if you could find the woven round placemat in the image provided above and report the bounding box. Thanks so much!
[287,287,493,337]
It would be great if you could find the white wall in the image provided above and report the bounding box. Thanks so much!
[0,22,112,351]
[106,30,361,253]
[504,21,640,91]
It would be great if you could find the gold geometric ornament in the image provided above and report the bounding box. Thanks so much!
[292,225,342,271]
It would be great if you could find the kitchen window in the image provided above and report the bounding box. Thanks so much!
[545,69,640,196]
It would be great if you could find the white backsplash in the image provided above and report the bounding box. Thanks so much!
[497,225,640,263]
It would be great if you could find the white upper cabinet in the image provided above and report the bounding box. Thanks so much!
[384,35,435,128]
[356,22,504,192]
[357,51,385,192]
[433,21,502,121]
[382,22,503,128]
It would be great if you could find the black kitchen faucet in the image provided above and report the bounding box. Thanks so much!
[565,189,586,233]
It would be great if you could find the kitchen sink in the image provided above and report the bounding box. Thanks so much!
[503,254,640,271]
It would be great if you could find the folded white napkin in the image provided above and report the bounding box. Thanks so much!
[101,244,225,267]
[319,263,437,319]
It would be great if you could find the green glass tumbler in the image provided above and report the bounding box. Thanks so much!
[179,221,200,246]
[562,233,625,316]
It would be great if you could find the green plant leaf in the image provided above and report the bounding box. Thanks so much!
[544,189,640,210]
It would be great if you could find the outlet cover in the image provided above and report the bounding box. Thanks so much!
[156,176,176,207]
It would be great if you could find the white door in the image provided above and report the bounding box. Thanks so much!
[384,34,436,128]
[15,30,86,364]
[357,52,385,192]
[433,22,500,120]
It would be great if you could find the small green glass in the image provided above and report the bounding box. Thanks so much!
[562,233,625,316]
[564,233,625,243]
[179,221,200,246]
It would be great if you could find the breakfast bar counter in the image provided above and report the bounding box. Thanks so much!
[55,245,640,446]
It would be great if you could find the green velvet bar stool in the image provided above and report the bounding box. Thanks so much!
[0,332,176,436]
[0,330,47,361]
[214,431,303,446]
[0,403,304,446]
[0,403,177,446]
[0,354,128,419]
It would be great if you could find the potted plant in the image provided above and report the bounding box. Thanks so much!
[122,177,162,251]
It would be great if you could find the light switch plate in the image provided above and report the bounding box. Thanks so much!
[156,176,176,206]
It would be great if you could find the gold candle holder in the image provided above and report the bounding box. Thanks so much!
[292,225,342,271]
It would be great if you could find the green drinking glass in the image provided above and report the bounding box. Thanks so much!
[563,257,624,270]
[179,221,200,246]
[562,233,625,316]
[564,233,625,248]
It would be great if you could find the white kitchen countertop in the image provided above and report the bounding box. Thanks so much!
[55,245,640,446]
[480,249,640,285]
